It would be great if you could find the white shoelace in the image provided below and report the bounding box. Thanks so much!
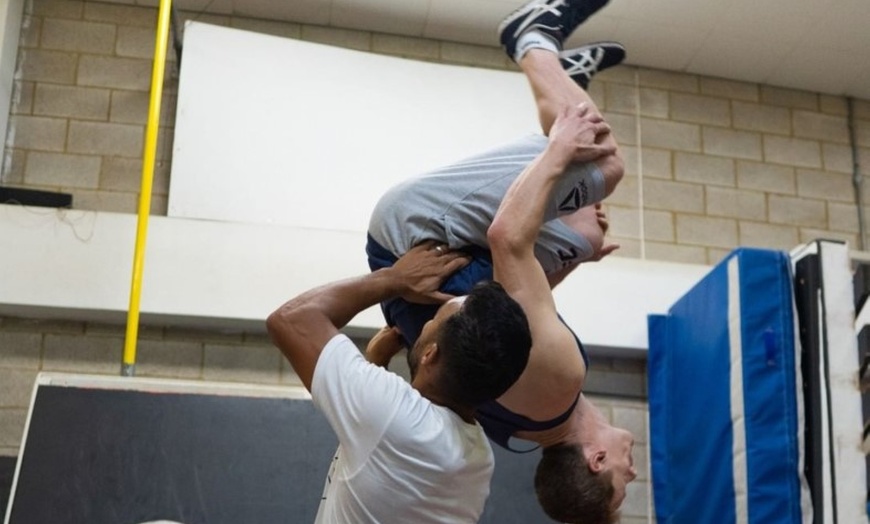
[561,47,604,78]
[509,0,569,38]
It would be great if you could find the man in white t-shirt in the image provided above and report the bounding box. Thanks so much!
[266,241,533,523]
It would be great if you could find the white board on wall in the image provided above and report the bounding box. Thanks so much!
[169,22,539,232]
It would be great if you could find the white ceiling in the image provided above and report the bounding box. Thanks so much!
[135,0,870,100]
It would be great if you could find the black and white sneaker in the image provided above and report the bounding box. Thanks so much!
[560,41,626,90]
[498,0,611,60]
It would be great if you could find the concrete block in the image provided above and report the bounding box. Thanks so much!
[373,34,439,60]
[31,0,84,19]
[643,209,675,242]
[761,85,818,110]
[768,194,826,228]
[670,93,730,126]
[640,118,701,152]
[42,333,122,374]
[793,110,850,144]
[763,135,822,169]
[608,205,641,239]
[83,2,157,28]
[738,221,799,250]
[797,168,854,202]
[77,55,151,91]
[18,48,77,84]
[700,77,759,102]
[675,214,738,248]
[11,81,35,116]
[674,152,735,187]
[706,186,766,220]
[109,90,148,125]
[115,25,157,59]
[40,18,115,54]
[828,202,860,233]
[203,342,282,384]
[25,151,101,188]
[0,331,42,369]
[644,240,708,264]
[732,101,791,135]
[638,68,698,94]
[0,409,27,448]
[439,41,506,69]
[736,160,796,195]
[702,127,762,160]
[643,179,704,213]
[819,94,848,116]
[822,143,854,174]
[0,369,39,407]
[67,121,142,156]
[8,115,66,151]
[33,83,110,120]
[135,339,203,379]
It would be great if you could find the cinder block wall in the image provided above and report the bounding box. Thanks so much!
[2,1,869,522]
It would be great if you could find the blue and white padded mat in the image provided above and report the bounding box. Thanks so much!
[648,248,810,524]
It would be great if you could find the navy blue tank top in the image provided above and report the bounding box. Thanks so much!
[475,318,588,453]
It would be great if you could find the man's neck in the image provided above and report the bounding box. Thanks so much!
[515,394,605,448]
[415,381,476,423]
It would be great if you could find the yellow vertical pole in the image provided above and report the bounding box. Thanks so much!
[122,0,173,377]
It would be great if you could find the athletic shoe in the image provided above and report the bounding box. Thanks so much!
[560,41,626,90]
[498,0,611,60]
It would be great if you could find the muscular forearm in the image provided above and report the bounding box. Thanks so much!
[489,104,612,253]
[282,269,404,330]
[266,269,406,389]
[365,326,404,369]
[267,242,467,390]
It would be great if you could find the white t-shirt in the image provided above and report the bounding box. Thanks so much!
[311,334,494,523]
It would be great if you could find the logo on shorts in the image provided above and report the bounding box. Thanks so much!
[557,247,578,266]
[558,181,589,212]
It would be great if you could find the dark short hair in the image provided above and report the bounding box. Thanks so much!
[436,280,531,406]
[534,443,617,524]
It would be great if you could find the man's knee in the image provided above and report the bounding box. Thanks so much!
[597,151,624,198]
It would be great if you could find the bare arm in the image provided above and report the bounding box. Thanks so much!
[489,103,613,301]
[266,242,468,390]
[365,326,405,369]
[487,103,613,402]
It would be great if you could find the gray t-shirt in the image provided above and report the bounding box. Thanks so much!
[368,134,605,273]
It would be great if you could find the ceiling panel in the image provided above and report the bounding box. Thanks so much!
[769,46,867,98]
[813,1,870,52]
[686,33,791,85]
[562,14,620,49]
[612,20,708,72]
[611,0,729,29]
[331,0,430,36]
[119,0,870,100]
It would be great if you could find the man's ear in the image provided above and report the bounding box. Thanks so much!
[588,449,607,473]
[420,342,440,365]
